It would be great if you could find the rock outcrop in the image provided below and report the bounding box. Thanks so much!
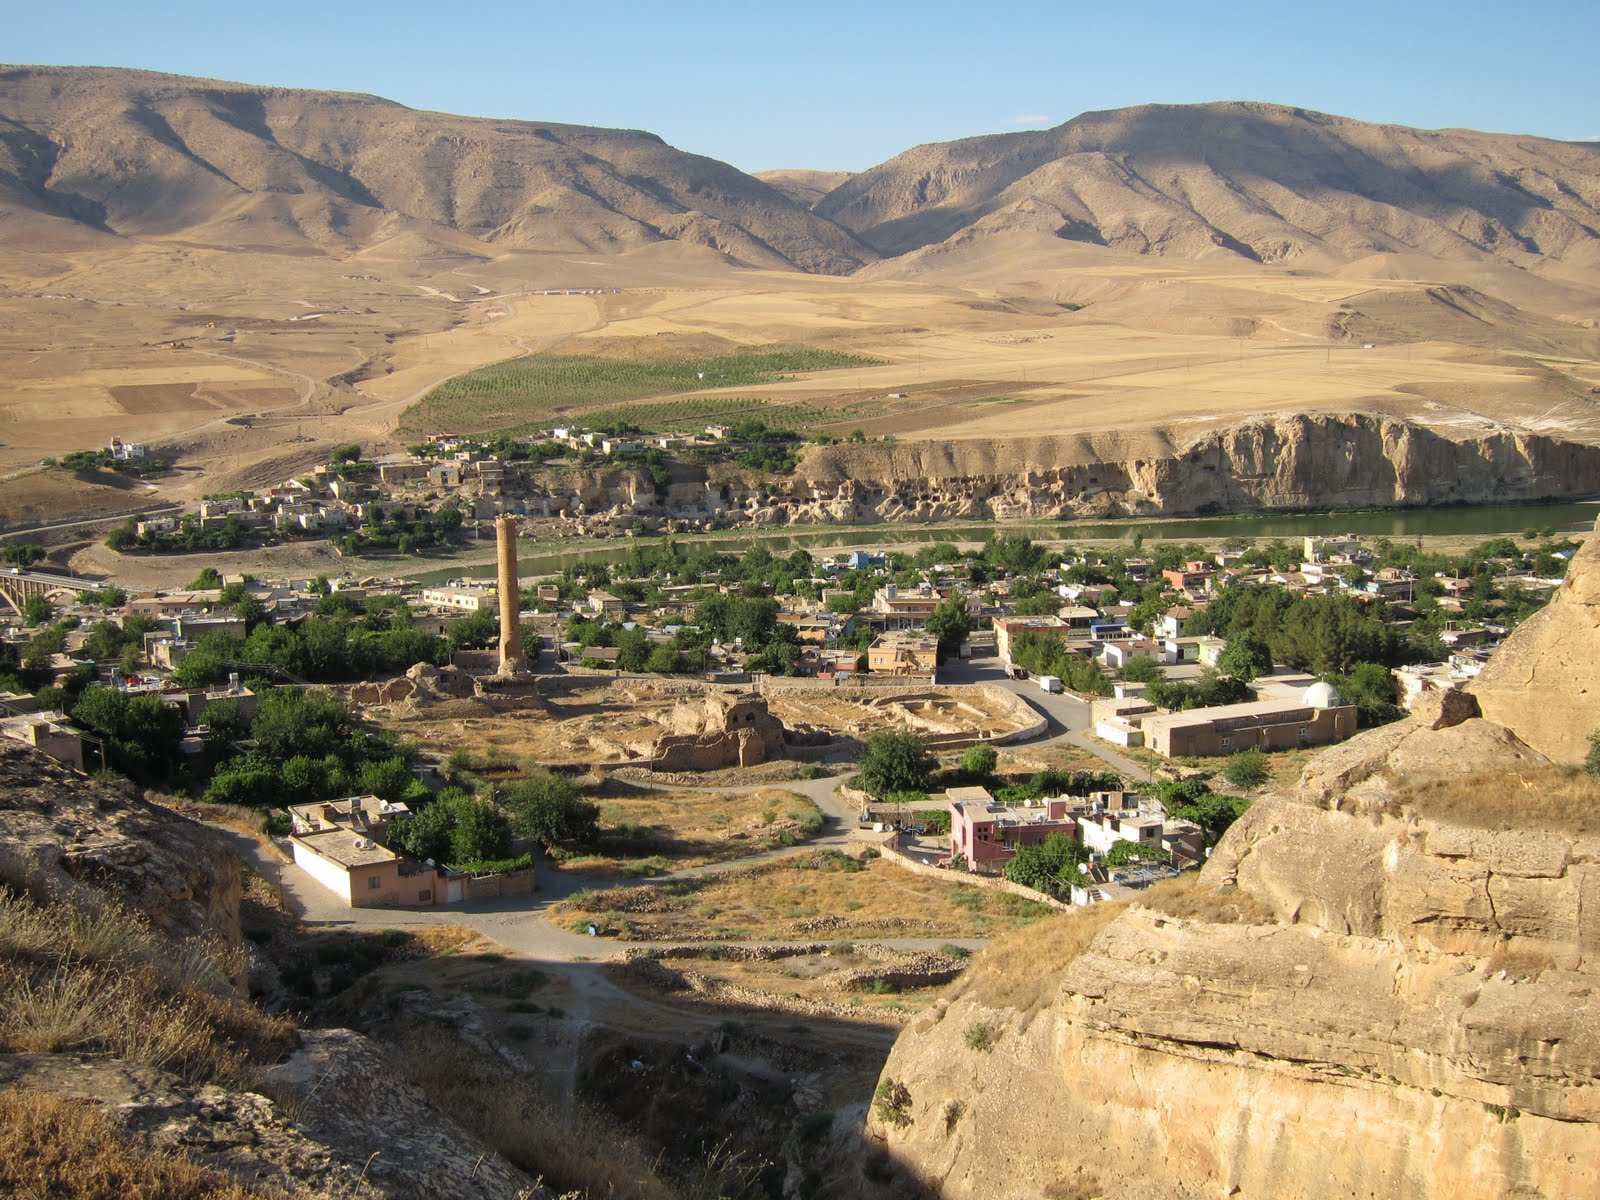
[654,691,788,770]
[0,743,240,945]
[1470,523,1600,762]
[517,414,1600,531]
[865,521,1600,1200]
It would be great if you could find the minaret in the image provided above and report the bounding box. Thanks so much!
[495,515,525,677]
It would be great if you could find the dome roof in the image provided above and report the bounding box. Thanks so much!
[1301,681,1343,708]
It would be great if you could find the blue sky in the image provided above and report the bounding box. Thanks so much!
[7,0,1597,172]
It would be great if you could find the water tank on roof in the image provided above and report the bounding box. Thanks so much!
[1301,681,1343,708]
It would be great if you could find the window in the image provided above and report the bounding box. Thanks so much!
[418,890,432,903]
[1220,737,1232,751]
[367,876,381,890]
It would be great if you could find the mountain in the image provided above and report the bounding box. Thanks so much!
[0,65,875,273]
[816,101,1600,272]
[754,168,854,208]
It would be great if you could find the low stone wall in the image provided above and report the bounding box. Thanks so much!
[877,844,1072,911]
[459,868,534,901]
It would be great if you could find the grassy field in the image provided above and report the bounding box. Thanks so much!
[555,850,1056,942]
[400,346,884,435]
[553,785,825,877]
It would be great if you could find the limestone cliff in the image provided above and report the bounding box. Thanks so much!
[863,523,1600,1200]
[520,414,1600,529]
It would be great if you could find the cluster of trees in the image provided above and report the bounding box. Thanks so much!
[992,767,1123,806]
[107,515,249,554]
[1008,631,1112,696]
[687,419,802,474]
[856,730,936,799]
[1151,779,1252,845]
[1004,832,1088,897]
[1183,588,1409,676]
[173,597,449,687]
[333,500,464,556]
[1144,668,1252,712]
[2,540,45,567]
[69,688,185,782]
[565,618,708,675]
[201,686,425,812]
[50,448,168,477]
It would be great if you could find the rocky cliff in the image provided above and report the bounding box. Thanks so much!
[521,413,1600,532]
[863,522,1600,1200]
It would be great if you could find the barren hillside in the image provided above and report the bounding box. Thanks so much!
[0,65,874,273]
[818,101,1600,273]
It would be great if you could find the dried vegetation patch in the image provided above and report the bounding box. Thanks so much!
[1394,766,1600,835]
[0,1088,280,1200]
[948,901,1124,1012]
[0,886,295,1086]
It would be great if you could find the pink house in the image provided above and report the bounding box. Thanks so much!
[947,787,1082,875]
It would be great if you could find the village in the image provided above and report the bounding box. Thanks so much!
[2,467,1577,930]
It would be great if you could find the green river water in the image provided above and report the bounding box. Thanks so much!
[408,499,1600,585]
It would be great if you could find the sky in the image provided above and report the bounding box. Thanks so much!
[6,0,1597,172]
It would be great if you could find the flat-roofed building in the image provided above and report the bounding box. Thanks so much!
[1140,683,1357,758]
[421,585,493,612]
[289,829,443,909]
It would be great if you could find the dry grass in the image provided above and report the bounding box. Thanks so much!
[0,889,296,1086]
[1486,940,1558,981]
[949,901,1125,1012]
[0,1089,280,1200]
[393,1031,677,1200]
[1136,870,1276,927]
[1394,767,1600,835]
[555,851,1055,942]
[554,786,825,876]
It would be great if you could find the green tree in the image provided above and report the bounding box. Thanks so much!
[856,730,935,799]
[925,594,974,659]
[1216,633,1273,682]
[960,744,998,780]
[1118,655,1164,683]
[1222,747,1268,789]
[187,566,224,590]
[501,770,599,846]
[21,596,52,626]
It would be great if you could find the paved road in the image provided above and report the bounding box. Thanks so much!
[940,654,1157,781]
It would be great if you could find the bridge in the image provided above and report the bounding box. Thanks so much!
[0,569,105,616]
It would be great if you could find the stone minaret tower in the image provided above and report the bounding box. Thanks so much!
[495,515,525,677]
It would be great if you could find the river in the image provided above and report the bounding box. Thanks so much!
[404,499,1599,584]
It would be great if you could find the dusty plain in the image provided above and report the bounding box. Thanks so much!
[5,230,1600,541]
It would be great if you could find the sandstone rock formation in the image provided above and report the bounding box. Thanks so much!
[864,521,1600,1200]
[518,414,1600,531]
[1470,524,1600,762]
[0,742,240,944]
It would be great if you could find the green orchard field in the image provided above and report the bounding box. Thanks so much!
[400,346,884,435]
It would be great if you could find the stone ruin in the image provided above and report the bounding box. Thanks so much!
[347,661,479,707]
[652,691,789,771]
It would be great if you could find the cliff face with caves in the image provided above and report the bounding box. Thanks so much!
[861,521,1600,1200]
[523,414,1600,529]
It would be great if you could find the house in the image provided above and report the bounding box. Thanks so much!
[421,585,494,612]
[1139,682,1357,757]
[992,615,1071,668]
[1304,535,1363,564]
[288,793,411,841]
[1162,562,1213,591]
[1155,607,1193,640]
[585,591,625,620]
[109,437,147,461]
[846,551,887,571]
[869,585,942,630]
[866,633,939,679]
[948,788,1082,875]
[289,829,443,908]
[0,710,86,771]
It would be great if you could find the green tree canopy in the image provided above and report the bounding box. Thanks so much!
[856,730,935,799]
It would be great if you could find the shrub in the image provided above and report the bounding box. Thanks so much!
[873,1077,913,1127]
[1222,747,1268,788]
[964,1022,998,1052]
[1587,732,1600,778]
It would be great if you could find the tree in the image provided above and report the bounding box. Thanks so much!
[1004,832,1088,896]
[1222,747,1268,789]
[21,596,52,626]
[960,744,998,780]
[187,567,223,590]
[1216,633,1273,682]
[1118,655,1164,683]
[1588,733,1600,778]
[856,730,934,799]
[925,594,973,660]
[502,770,599,846]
